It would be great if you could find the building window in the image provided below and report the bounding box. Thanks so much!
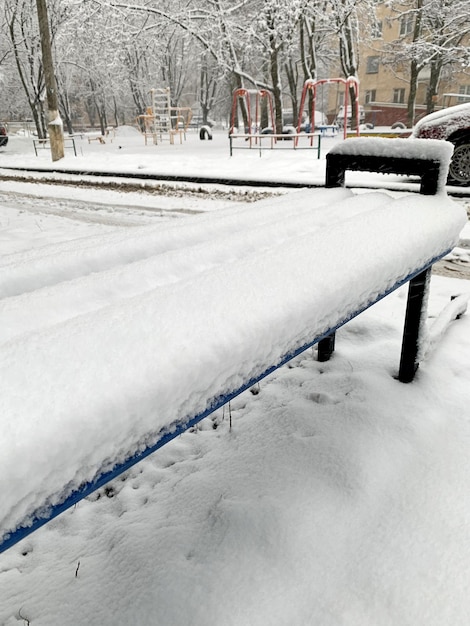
[371,20,383,39]
[366,56,380,74]
[365,90,377,104]
[393,88,405,104]
[400,14,414,36]
[458,85,470,102]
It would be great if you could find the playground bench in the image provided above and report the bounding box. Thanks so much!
[317,124,339,136]
[87,135,106,144]
[0,138,466,554]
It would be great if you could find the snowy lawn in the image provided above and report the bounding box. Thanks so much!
[0,129,469,625]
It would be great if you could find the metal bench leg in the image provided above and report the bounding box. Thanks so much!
[398,268,431,383]
[318,332,336,362]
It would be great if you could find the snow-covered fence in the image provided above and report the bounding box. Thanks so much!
[0,138,466,554]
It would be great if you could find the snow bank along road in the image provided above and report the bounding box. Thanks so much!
[0,177,466,551]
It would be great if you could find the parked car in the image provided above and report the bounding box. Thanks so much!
[188,115,215,129]
[283,109,327,132]
[412,102,470,186]
[0,123,8,147]
[283,109,304,129]
[334,105,365,128]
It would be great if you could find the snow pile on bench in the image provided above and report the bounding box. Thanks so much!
[329,137,454,191]
[0,186,466,542]
[330,136,453,162]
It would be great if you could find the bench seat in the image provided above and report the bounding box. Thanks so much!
[0,139,466,552]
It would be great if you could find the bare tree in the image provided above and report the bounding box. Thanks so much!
[329,0,360,127]
[422,0,470,113]
[4,0,47,137]
[384,0,470,125]
[198,50,221,124]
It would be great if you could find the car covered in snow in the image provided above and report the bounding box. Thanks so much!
[283,109,327,132]
[334,105,365,128]
[412,102,470,186]
[0,123,8,147]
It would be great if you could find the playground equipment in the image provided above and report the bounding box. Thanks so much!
[229,88,322,156]
[136,88,193,145]
[229,88,275,137]
[297,78,360,141]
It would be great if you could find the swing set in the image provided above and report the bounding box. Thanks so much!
[229,87,322,156]
[296,77,360,141]
[228,78,360,155]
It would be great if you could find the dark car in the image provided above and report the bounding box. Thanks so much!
[188,115,215,129]
[0,123,8,147]
[412,103,470,186]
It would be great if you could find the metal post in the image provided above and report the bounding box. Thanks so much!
[325,154,346,188]
[420,162,441,195]
[398,268,431,383]
[318,332,336,362]
[320,151,343,360]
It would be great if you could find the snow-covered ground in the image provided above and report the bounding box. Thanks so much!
[0,127,470,626]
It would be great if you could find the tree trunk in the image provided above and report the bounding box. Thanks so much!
[335,0,358,128]
[233,74,249,132]
[58,89,74,135]
[269,34,283,133]
[113,96,120,127]
[407,59,419,126]
[199,55,218,125]
[285,57,299,125]
[406,0,424,127]
[31,101,47,140]
[85,96,96,128]
[98,103,107,136]
[299,16,318,129]
[426,59,443,114]
[300,15,317,81]
[7,12,46,141]
[36,0,64,160]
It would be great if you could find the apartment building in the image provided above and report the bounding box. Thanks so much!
[327,2,470,128]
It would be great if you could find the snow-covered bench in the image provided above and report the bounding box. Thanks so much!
[0,138,466,554]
